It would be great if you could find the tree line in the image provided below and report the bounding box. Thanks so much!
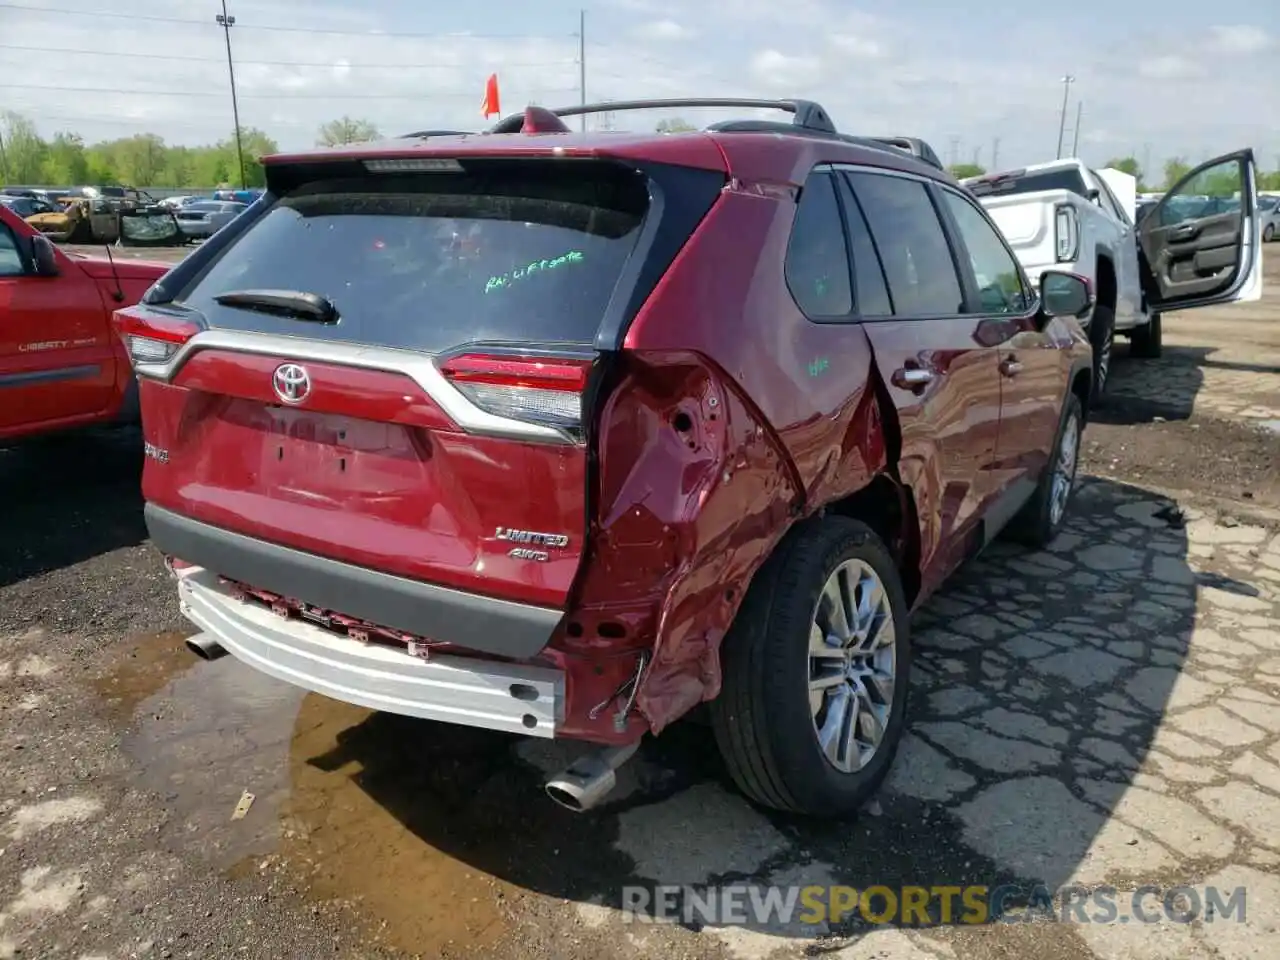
[3,108,1276,193]
[0,112,383,188]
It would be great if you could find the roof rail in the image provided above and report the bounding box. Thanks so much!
[703,120,945,172]
[488,98,837,135]
[867,137,944,170]
[485,99,945,173]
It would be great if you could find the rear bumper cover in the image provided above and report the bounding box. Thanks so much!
[144,503,563,659]
[176,567,564,737]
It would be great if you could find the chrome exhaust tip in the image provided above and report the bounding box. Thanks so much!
[185,632,227,661]
[545,742,640,813]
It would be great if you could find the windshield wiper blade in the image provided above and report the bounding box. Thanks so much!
[213,289,339,324]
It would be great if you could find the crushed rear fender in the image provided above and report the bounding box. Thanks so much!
[565,350,803,735]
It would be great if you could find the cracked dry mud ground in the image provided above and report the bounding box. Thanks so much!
[1,259,1279,960]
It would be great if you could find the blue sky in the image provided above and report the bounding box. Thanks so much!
[2,0,1276,177]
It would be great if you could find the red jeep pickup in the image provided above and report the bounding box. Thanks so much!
[0,204,171,443]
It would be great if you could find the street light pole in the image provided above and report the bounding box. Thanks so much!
[1055,74,1075,159]
[578,9,587,133]
[1071,100,1083,157]
[216,0,247,189]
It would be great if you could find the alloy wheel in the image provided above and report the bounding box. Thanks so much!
[808,559,897,773]
[1049,410,1080,526]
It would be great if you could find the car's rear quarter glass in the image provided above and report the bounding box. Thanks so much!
[178,162,650,354]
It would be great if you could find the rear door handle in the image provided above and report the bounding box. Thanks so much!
[892,367,935,390]
[1000,358,1023,377]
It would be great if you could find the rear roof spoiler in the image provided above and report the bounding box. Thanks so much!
[399,129,474,139]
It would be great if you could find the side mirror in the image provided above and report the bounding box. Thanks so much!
[30,235,59,277]
[1087,188,1101,203]
[1038,269,1094,320]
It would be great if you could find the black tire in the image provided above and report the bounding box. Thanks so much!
[711,516,911,818]
[1130,311,1163,359]
[1007,392,1084,549]
[1087,305,1115,405]
[1264,224,1274,243]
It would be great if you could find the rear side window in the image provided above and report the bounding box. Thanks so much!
[846,172,964,317]
[179,160,650,352]
[785,171,853,318]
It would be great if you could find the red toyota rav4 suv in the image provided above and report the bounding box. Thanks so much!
[114,98,1261,818]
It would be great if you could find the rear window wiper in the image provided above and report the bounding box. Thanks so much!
[213,289,339,324]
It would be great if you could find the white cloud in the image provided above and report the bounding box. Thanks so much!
[750,50,824,90]
[632,19,694,41]
[1208,25,1272,55]
[829,34,885,59]
[1137,55,1204,80]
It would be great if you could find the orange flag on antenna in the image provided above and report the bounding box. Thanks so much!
[481,73,501,119]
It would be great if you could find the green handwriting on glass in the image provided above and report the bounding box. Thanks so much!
[485,250,585,294]
[808,357,830,378]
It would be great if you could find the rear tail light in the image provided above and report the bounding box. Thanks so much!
[1054,203,1080,262]
[113,307,201,367]
[439,353,592,435]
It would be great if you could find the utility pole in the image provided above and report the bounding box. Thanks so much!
[1143,143,1151,186]
[1055,74,1075,159]
[991,137,1000,171]
[578,9,586,133]
[949,136,960,167]
[216,0,247,189]
[1070,100,1082,157]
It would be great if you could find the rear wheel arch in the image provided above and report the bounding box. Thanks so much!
[825,474,921,609]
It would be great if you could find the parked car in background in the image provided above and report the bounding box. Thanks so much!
[175,200,248,239]
[0,194,62,221]
[212,188,263,205]
[1260,194,1279,242]
[963,153,1261,399]
[0,203,170,443]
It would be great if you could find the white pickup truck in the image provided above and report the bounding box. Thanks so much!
[962,152,1264,403]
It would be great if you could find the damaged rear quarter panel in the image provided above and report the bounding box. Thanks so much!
[577,185,884,734]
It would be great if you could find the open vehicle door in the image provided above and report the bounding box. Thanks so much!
[1139,149,1261,312]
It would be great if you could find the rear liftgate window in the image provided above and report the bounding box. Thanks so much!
[178,160,651,353]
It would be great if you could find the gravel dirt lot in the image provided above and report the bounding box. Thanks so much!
[2,249,1278,960]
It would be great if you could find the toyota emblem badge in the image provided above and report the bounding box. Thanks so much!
[273,363,311,404]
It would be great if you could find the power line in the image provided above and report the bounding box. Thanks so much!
[0,3,570,39]
[14,110,308,130]
[0,83,578,100]
[0,43,576,69]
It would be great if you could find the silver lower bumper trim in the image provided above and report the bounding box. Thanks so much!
[176,567,564,737]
